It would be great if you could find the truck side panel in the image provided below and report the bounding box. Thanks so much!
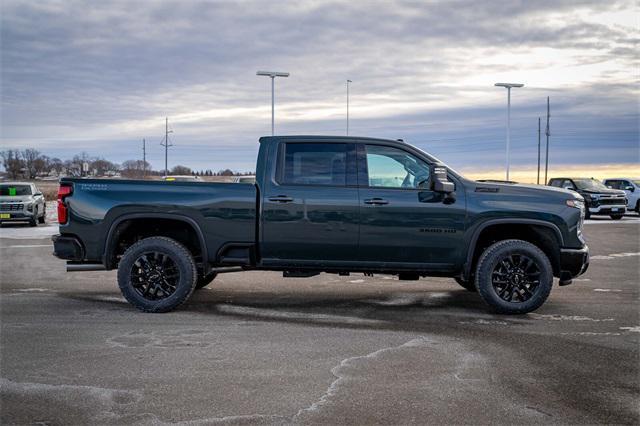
[59,179,257,264]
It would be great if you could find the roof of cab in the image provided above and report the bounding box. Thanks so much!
[258,135,405,144]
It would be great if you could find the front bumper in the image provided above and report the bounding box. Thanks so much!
[0,211,35,222]
[588,204,626,215]
[558,245,589,285]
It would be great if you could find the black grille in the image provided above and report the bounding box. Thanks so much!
[0,203,23,211]
[599,197,625,206]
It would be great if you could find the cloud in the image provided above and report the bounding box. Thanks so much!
[1,0,637,172]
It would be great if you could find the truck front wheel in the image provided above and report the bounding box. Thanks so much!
[474,239,553,314]
[117,236,197,313]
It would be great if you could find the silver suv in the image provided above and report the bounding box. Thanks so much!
[0,182,46,226]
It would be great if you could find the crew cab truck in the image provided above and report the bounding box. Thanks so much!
[603,178,640,215]
[52,136,589,314]
[548,177,627,219]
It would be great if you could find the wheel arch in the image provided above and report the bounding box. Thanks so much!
[463,219,564,280]
[103,213,209,272]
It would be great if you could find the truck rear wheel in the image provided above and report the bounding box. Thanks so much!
[609,214,623,220]
[195,271,218,290]
[117,236,197,313]
[474,239,553,314]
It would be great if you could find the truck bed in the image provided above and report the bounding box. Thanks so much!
[58,178,257,264]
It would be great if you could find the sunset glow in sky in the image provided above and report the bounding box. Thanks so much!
[1,0,638,178]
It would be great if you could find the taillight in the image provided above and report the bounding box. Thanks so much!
[57,184,73,224]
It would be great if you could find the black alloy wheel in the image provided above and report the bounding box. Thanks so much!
[117,236,197,313]
[475,239,553,314]
[491,254,540,303]
[130,251,181,300]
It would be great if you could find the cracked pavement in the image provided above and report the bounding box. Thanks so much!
[1,219,639,424]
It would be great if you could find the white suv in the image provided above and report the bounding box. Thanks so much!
[603,178,640,215]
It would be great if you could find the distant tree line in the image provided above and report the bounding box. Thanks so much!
[0,148,253,180]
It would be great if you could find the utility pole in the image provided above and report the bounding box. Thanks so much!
[142,138,146,178]
[537,118,541,185]
[346,79,352,135]
[544,97,550,185]
[160,117,173,177]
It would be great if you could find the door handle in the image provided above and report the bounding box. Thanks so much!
[268,195,293,203]
[364,198,389,205]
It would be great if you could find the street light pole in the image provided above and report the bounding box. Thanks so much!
[346,79,352,135]
[495,82,524,181]
[257,71,289,136]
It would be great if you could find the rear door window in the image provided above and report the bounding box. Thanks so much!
[279,143,349,186]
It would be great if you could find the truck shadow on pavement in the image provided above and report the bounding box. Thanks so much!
[63,288,535,332]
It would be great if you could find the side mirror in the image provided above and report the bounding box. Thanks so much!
[430,165,455,193]
[35,192,43,196]
[624,186,634,192]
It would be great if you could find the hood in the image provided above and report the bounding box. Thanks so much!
[472,180,582,199]
[579,188,625,196]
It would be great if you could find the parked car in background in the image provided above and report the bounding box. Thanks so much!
[0,182,46,226]
[602,178,640,215]
[162,175,201,182]
[233,175,256,184]
[548,177,626,219]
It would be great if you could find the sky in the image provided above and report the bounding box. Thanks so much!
[1,0,638,181]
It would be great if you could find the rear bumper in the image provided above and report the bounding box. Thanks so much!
[558,245,589,285]
[52,234,84,261]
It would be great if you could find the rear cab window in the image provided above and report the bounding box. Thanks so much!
[277,142,356,186]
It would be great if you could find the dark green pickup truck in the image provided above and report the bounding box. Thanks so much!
[52,136,589,314]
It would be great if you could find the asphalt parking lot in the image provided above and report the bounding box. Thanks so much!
[1,215,639,425]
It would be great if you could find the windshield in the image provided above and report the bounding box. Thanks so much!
[0,185,32,196]
[573,179,609,191]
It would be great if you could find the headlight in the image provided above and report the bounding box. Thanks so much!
[566,199,584,209]
[566,199,585,234]
[26,202,34,211]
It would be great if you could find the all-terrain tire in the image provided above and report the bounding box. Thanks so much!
[195,271,218,290]
[636,200,640,215]
[610,214,623,220]
[454,276,476,292]
[475,239,553,314]
[117,236,197,313]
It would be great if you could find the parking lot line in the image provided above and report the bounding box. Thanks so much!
[0,244,53,249]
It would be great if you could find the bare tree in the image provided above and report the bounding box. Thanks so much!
[0,150,24,179]
[121,160,150,179]
[91,159,118,176]
[49,158,64,176]
[21,148,41,179]
[33,155,50,177]
[170,165,192,175]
